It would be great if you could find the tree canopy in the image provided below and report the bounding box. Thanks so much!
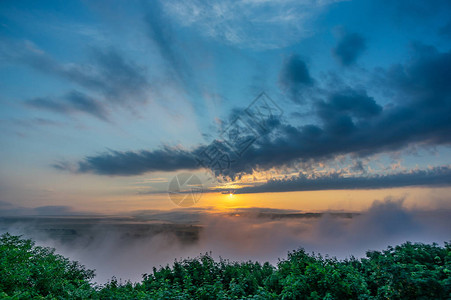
[1,233,450,299]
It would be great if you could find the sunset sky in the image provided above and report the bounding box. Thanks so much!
[1,0,451,214]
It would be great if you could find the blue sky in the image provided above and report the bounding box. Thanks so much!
[1,0,451,212]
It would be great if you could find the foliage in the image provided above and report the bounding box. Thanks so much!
[0,233,95,299]
[1,233,450,299]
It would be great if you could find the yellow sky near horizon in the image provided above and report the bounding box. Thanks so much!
[56,186,451,214]
[4,163,450,216]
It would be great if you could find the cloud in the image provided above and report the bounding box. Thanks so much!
[87,48,150,105]
[75,146,201,176]
[2,200,450,283]
[315,88,382,136]
[279,54,314,103]
[227,45,451,176]
[233,165,451,194]
[161,0,345,49]
[332,32,366,66]
[317,89,382,119]
[2,40,150,109]
[61,44,451,188]
[388,43,451,108]
[25,90,108,120]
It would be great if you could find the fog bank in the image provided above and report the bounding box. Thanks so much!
[1,199,450,283]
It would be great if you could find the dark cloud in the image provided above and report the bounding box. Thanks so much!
[333,32,366,66]
[26,90,108,120]
[279,54,314,103]
[223,45,451,176]
[388,43,451,108]
[315,89,382,136]
[62,45,451,189]
[317,89,382,119]
[233,165,451,194]
[76,147,200,176]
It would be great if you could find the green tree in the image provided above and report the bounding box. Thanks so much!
[0,233,95,299]
[1,233,450,299]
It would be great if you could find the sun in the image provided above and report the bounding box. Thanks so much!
[229,193,234,197]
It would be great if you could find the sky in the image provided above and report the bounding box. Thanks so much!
[1,0,451,214]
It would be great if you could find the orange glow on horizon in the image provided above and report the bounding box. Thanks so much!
[44,185,451,215]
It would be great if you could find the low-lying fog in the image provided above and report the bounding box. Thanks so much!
[1,199,450,284]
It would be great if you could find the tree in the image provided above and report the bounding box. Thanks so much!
[0,233,95,299]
